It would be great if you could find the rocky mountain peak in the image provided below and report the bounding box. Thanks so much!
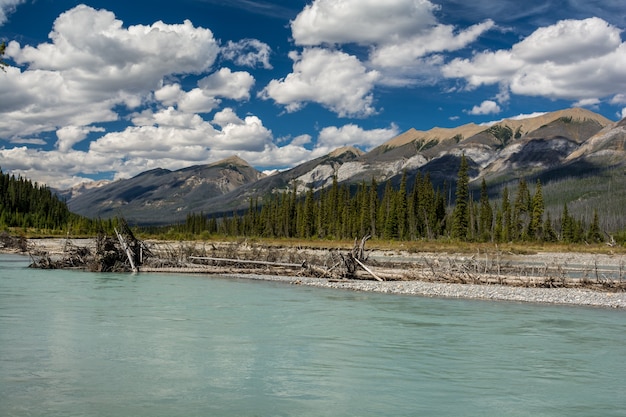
[328,146,364,158]
[209,155,252,168]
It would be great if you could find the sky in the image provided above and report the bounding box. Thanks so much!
[0,0,625,189]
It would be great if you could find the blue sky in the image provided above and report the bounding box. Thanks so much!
[1,0,625,189]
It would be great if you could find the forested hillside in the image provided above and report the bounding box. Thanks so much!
[171,155,618,245]
[0,168,107,234]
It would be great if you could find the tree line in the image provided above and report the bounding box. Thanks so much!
[0,168,113,235]
[0,162,614,244]
[177,154,610,244]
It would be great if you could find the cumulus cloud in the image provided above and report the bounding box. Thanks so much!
[467,100,501,115]
[1,5,220,140]
[0,146,118,189]
[154,68,254,114]
[291,0,439,46]
[197,67,255,101]
[221,39,273,69]
[291,0,493,71]
[314,123,399,155]
[94,106,269,159]
[260,48,380,117]
[270,0,495,108]
[369,20,495,68]
[56,125,105,152]
[443,17,626,103]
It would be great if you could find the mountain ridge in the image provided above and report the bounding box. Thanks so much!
[67,108,624,225]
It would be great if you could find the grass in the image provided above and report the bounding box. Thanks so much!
[7,227,625,256]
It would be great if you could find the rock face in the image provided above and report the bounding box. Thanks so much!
[67,108,624,225]
[68,156,265,224]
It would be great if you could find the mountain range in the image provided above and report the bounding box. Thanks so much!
[66,108,626,226]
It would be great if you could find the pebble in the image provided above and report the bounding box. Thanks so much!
[226,274,626,309]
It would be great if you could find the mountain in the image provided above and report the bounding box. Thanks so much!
[67,108,624,225]
[68,156,264,224]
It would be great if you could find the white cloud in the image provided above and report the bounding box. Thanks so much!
[511,17,621,65]
[2,5,220,140]
[0,146,117,189]
[291,0,493,75]
[443,17,626,103]
[197,67,255,101]
[467,100,501,115]
[620,108,626,120]
[221,39,273,69]
[86,107,272,175]
[260,48,380,117]
[56,125,105,152]
[314,123,399,155]
[0,0,23,25]
[573,98,601,108]
[291,0,439,46]
[290,134,312,146]
[369,20,495,68]
[154,68,254,114]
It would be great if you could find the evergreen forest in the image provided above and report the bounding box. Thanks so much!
[175,155,615,245]
[0,168,112,235]
[0,162,620,245]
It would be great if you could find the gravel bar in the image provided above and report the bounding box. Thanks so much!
[225,274,626,309]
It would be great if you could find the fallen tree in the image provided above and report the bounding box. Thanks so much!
[25,234,626,291]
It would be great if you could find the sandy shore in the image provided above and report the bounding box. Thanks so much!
[7,237,626,309]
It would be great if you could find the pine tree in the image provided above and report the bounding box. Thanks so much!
[528,179,544,240]
[513,178,531,240]
[587,210,603,243]
[396,172,408,240]
[543,211,557,242]
[452,154,470,240]
[561,203,573,242]
[479,178,493,241]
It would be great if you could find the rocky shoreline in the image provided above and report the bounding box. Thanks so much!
[4,236,626,309]
[222,273,626,309]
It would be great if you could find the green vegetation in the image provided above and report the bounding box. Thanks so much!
[0,168,113,236]
[487,125,513,148]
[1,164,623,248]
[168,157,623,246]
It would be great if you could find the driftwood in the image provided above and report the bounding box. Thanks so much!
[115,228,137,272]
[353,256,383,281]
[190,256,305,269]
[23,232,626,291]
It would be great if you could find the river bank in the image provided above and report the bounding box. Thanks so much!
[5,236,626,308]
[223,273,626,309]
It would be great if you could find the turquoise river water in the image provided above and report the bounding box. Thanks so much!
[1,254,625,416]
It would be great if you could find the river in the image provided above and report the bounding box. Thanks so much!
[1,254,625,416]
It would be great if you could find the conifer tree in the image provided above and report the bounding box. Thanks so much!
[452,154,470,240]
[479,178,493,241]
[513,178,531,239]
[396,172,408,240]
[561,203,573,242]
[369,178,378,238]
[528,179,544,240]
[587,210,603,243]
[543,211,557,242]
[501,187,511,242]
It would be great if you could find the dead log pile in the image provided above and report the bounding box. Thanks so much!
[24,232,626,291]
[0,232,28,252]
[29,219,149,272]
